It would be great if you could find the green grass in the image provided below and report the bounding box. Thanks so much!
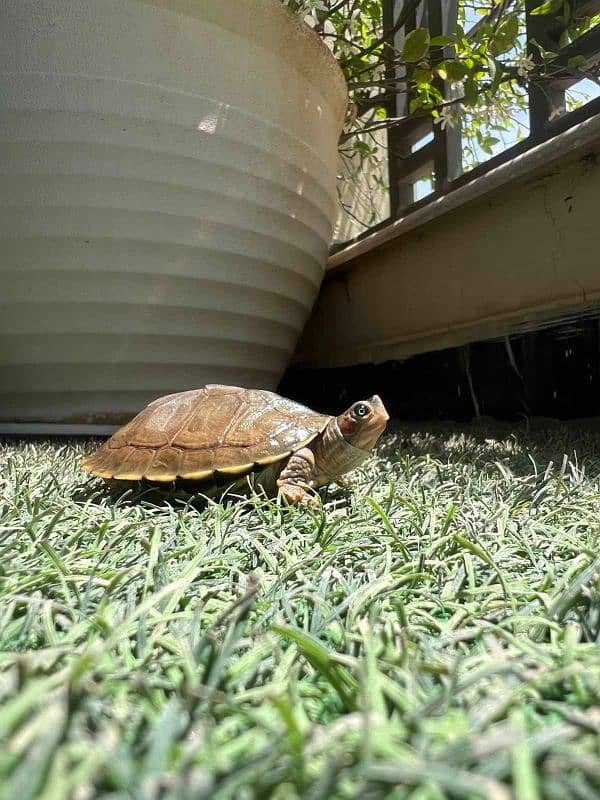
[1,421,600,799]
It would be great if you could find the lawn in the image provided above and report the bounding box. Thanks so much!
[1,422,600,799]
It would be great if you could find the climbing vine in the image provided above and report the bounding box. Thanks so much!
[283,0,599,231]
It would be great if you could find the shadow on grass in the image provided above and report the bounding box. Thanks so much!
[72,478,353,515]
[380,417,600,478]
[72,478,240,511]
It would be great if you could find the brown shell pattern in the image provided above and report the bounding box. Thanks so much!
[81,384,331,483]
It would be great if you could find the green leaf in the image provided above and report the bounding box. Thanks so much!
[141,700,186,779]
[492,14,520,55]
[530,0,563,14]
[455,24,468,46]
[271,695,305,758]
[529,37,558,60]
[429,35,455,47]
[558,29,570,48]
[481,141,494,155]
[511,709,540,800]
[489,58,504,94]
[442,60,468,81]
[567,54,588,69]
[366,496,411,558]
[402,28,431,63]
[4,707,67,800]
[409,97,424,114]
[270,624,358,708]
[463,77,479,106]
[413,66,434,86]
[355,140,375,156]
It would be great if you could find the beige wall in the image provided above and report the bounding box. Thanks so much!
[295,126,600,368]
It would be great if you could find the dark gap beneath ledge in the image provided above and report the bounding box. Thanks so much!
[279,314,600,421]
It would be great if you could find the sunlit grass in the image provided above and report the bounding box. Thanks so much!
[1,422,600,798]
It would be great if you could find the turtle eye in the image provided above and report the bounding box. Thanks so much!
[353,403,370,418]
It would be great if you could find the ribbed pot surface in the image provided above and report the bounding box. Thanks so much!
[0,0,346,424]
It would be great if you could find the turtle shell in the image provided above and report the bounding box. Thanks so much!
[80,384,331,483]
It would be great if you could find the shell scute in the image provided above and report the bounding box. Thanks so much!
[112,447,154,481]
[82,445,120,479]
[179,448,215,479]
[145,447,183,482]
[81,385,332,483]
[173,392,246,449]
[109,389,201,449]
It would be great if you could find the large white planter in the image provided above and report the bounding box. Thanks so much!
[0,0,346,426]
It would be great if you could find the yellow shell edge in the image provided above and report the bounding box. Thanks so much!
[214,463,256,477]
[143,471,178,483]
[178,468,215,481]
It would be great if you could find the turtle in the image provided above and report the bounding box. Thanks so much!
[80,384,389,505]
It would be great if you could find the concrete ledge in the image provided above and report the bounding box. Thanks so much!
[328,112,600,273]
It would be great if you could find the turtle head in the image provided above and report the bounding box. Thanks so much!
[337,395,389,451]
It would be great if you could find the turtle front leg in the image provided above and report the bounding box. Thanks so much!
[277,448,318,507]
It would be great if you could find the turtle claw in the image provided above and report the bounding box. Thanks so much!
[278,483,320,509]
[301,493,321,510]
